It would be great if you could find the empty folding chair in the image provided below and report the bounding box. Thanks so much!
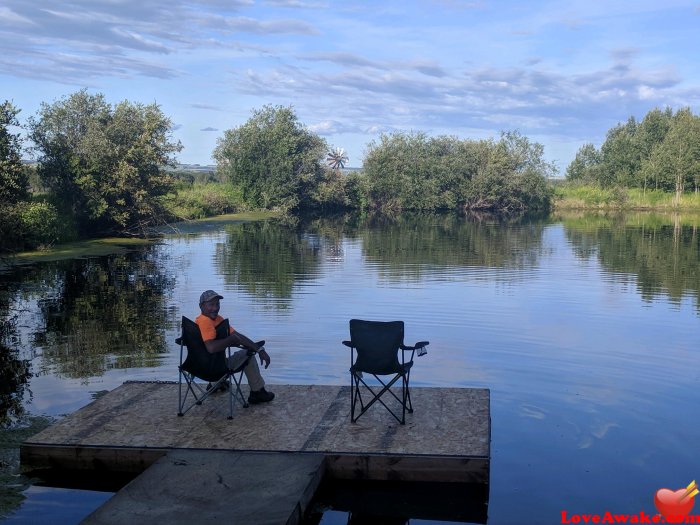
[343,319,429,425]
[176,316,259,419]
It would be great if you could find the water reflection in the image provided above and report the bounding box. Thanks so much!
[561,212,700,308]
[351,213,547,281]
[243,212,551,286]
[4,211,697,388]
[216,220,324,304]
[1,248,176,382]
[2,211,700,524]
[0,286,31,425]
[308,480,489,524]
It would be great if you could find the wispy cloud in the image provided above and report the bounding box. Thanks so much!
[191,103,222,110]
[2,0,699,167]
[264,0,329,8]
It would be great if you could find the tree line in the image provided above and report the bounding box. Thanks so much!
[213,105,555,214]
[1,91,182,252]
[1,89,563,252]
[566,107,700,204]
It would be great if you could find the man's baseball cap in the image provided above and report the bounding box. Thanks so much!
[199,290,223,304]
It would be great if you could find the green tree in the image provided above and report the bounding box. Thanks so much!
[651,108,700,204]
[363,130,553,213]
[493,130,554,212]
[0,101,42,252]
[635,107,673,192]
[28,90,182,236]
[566,143,601,184]
[566,107,697,195]
[213,105,328,211]
[363,131,446,212]
[0,101,28,205]
[599,116,640,188]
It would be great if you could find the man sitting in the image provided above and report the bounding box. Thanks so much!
[195,290,274,404]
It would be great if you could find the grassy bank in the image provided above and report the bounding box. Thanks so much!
[552,184,700,211]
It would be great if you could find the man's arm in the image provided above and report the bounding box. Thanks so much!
[203,331,252,354]
[203,330,271,368]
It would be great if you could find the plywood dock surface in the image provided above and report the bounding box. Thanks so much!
[81,450,324,525]
[22,382,490,483]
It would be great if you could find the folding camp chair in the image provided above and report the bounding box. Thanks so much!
[343,319,429,425]
[176,316,260,419]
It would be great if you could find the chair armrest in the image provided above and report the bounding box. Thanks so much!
[342,340,353,348]
[229,340,265,357]
[249,340,266,356]
[400,341,429,350]
[232,339,265,349]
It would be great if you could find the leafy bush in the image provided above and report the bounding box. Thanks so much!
[363,130,553,213]
[19,201,66,247]
[163,182,247,220]
[214,105,328,212]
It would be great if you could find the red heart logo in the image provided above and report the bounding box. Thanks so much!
[654,488,695,522]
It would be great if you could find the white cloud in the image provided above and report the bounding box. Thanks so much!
[0,6,34,25]
[2,0,700,168]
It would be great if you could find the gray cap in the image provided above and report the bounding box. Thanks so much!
[199,290,223,304]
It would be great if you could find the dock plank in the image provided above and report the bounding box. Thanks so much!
[22,382,490,483]
[81,450,324,525]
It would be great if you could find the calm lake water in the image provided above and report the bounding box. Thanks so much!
[2,211,699,524]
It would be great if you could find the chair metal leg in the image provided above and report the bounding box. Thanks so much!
[229,378,235,419]
[178,368,184,417]
[351,372,408,424]
[350,372,358,422]
[230,369,250,409]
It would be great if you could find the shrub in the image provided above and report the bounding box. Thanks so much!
[19,201,66,248]
[163,183,247,220]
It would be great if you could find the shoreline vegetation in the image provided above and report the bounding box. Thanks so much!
[2,92,700,253]
[8,197,700,263]
[552,184,700,211]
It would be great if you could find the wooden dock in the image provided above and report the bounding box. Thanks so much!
[21,381,490,523]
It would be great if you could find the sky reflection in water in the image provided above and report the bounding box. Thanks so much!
[4,213,700,524]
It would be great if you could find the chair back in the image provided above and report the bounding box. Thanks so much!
[180,316,230,381]
[349,319,405,375]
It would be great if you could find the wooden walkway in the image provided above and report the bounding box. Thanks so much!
[22,382,490,523]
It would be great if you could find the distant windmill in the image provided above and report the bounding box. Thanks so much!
[326,147,349,172]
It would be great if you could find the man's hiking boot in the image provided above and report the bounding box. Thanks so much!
[248,387,275,404]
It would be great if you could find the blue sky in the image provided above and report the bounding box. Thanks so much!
[2,1,699,172]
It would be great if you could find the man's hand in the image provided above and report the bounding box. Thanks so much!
[258,348,271,369]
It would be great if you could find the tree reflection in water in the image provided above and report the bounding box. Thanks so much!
[562,212,700,310]
[16,247,176,381]
[216,212,550,306]
[0,287,32,426]
[216,219,326,304]
[3,211,699,395]
[2,211,700,522]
